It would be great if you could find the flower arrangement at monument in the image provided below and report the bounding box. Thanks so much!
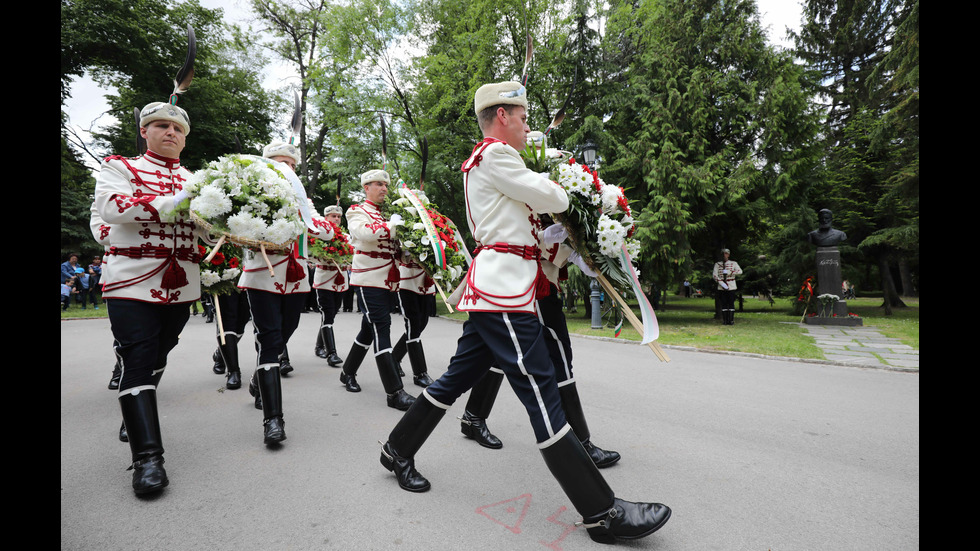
[197,241,243,296]
[181,154,305,251]
[381,183,467,289]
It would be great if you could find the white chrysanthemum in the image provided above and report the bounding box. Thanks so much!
[221,268,241,281]
[625,239,641,258]
[200,270,221,287]
[227,212,265,241]
[191,185,233,219]
[600,185,624,214]
[264,218,302,245]
[597,214,627,257]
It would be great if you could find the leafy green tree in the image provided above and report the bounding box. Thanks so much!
[601,0,821,300]
[792,0,917,310]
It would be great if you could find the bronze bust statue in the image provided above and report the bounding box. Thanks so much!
[807,209,847,247]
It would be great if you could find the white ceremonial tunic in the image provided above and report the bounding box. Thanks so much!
[345,200,401,291]
[90,200,112,283]
[238,216,335,295]
[712,260,743,291]
[540,242,573,286]
[457,138,569,313]
[93,150,203,304]
[398,259,435,296]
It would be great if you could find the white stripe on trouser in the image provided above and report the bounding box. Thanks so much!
[357,287,391,355]
[502,312,556,439]
[396,292,422,343]
[536,307,571,380]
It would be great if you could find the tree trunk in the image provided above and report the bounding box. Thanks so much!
[898,257,916,297]
[878,256,906,314]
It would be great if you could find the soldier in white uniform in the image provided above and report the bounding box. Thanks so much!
[240,141,334,446]
[712,248,742,325]
[338,170,416,411]
[459,221,622,468]
[93,99,204,496]
[312,205,349,366]
[378,81,670,544]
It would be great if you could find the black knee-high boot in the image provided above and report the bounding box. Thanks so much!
[460,368,504,449]
[406,341,434,387]
[540,428,671,543]
[324,326,343,367]
[255,366,286,445]
[559,382,621,468]
[377,351,416,411]
[108,358,122,389]
[392,333,407,376]
[218,334,242,390]
[119,389,168,495]
[314,327,328,358]
[380,394,447,492]
[340,342,369,392]
[279,345,293,376]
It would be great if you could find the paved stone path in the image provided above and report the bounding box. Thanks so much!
[800,324,919,370]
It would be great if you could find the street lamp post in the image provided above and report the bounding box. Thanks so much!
[580,141,602,329]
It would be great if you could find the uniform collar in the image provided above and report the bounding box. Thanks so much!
[144,149,182,170]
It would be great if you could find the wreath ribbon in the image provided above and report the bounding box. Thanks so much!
[397,182,448,270]
[617,244,659,344]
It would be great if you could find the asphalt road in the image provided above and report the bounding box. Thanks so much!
[61,309,919,551]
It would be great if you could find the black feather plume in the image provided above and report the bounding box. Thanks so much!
[380,115,388,170]
[289,91,302,145]
[419,136,429,190]
[543,68,577,136]
[171,25,196,100]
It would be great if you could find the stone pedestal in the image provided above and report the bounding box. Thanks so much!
[804,246,862,326]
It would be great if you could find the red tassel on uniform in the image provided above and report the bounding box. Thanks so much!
[534,263,551,298]
[161,258,188,289]
[333,270,346,285]
[387,263,400,289]
[285,255,305,283]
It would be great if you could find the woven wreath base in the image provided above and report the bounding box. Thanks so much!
[191,212,294,254]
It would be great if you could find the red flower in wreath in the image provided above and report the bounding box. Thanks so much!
[210,252,225,265]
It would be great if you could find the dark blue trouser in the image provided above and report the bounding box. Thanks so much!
[246,290,305,367]
[424,311,567,443]
[535,285,575,384]
[354,286,395,354]
[106,299,189,392]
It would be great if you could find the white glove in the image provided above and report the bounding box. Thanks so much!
[388,213,403,227]
[540,224,568,244]
[569,251,597,277]
[172,190,190,207]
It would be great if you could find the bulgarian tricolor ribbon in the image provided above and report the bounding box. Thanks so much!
[397,181,448,270]
[617,244,659,344]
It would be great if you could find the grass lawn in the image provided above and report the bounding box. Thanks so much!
[63,292,919,362]
[435,294,919,361]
